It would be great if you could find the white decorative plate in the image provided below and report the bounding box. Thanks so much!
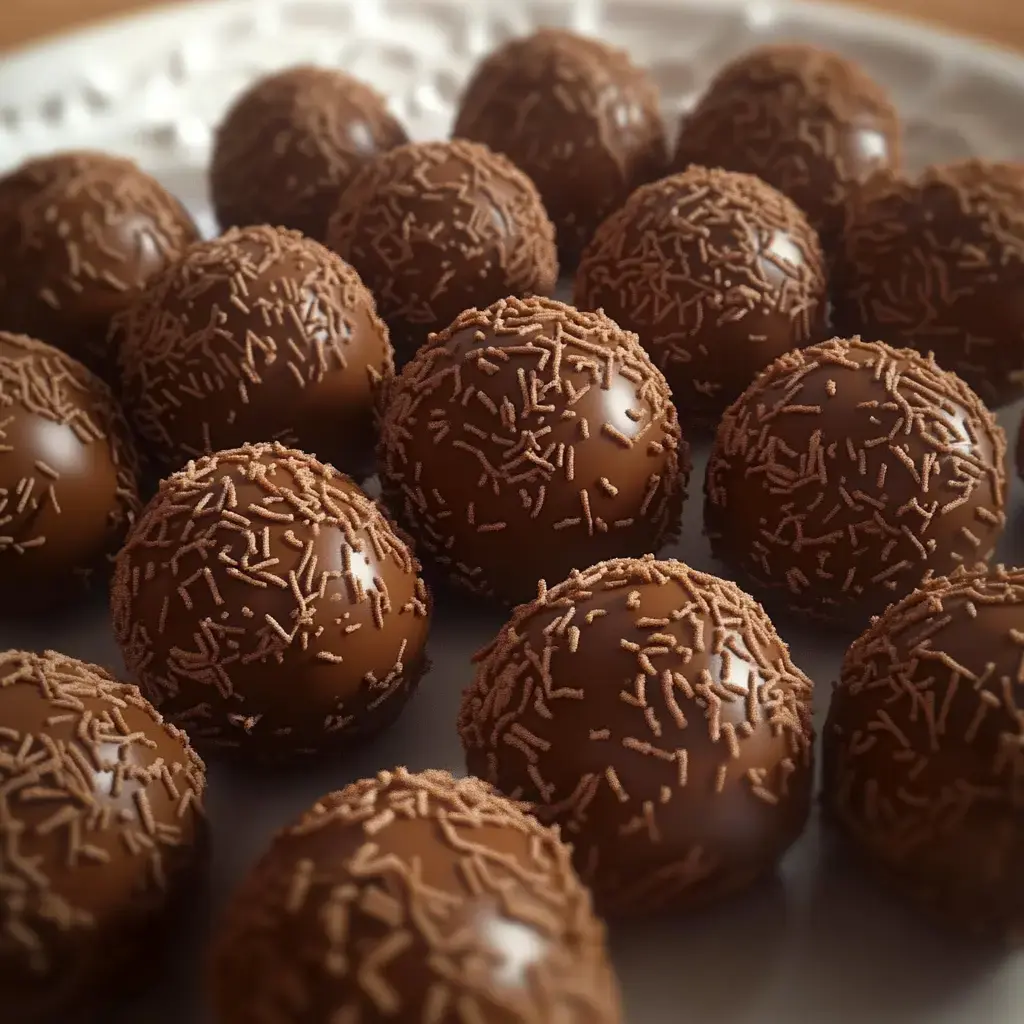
[2,2,1024,1022]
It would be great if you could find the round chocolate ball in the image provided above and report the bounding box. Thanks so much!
[208,767,622,1024]
[114,224,393,480]
[211,65,408,243]
[327,139,558,365]
[0,649,206,1024]
[111,442,431,762]
[0,151,199,379]
[575,166,828,426]
[460,555,815,917]
[0,331,140,611]
[673,44,901,251]
[833,161,1024,410]
[378,296,688,605]
[705,337,1007,625]
[454,28,668,267]
[823,566,1024,939]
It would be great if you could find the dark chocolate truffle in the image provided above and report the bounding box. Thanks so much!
[111,442,431,761]
[0,649,206,1023]
[673,44,901,250]
[454,28,669,266]
[0,331,140,611]
[833,161,1024,409]
[575,166,828,425]
[460,555,815,917]
[705,337,1007,625]
[114,224,393,480]
[824,566,1024,940]
[378,296,688,605]
[211,65,408,243]
[0,151,199,378]
[208,768,622,1024]
[327,139,558,364]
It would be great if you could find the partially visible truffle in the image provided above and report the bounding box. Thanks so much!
[211,65,408,243]
[454,28,668,266]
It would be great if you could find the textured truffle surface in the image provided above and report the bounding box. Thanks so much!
[460,556,815,917]
[208,767,622,1024]
[378,296,688,606]
[111,442,431,761]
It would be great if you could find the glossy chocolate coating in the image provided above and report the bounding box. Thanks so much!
[208,768,622,1024]
[454,28,668,267]
[460,556,815,917]
[114,224,393,480]
[706,337,1007,626]
[327,139,558,365]
[211,65,409,243]
[0,151,199,379]
[824,567,1024,940]
[378,296,688,606]
[111,442,431,762]
[0,649,206,1024]
[575,166,828,426]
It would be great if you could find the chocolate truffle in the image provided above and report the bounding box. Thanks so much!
[0,331,140,611]
[327,139,558,364]
[211,65,408,243]
[378,296,688,605]
[0,649,206,1024]
[575,166,828,425]
[460,556,815,917]
[114,224,393,480]
[111,442,431,761]
[673,44,901,250]
[705,337,1007,625]
[208,768,622,1024]
[824,566,1024,940]
[0,151,199,378]
[454,28,668,266]
[833,161,1024,409]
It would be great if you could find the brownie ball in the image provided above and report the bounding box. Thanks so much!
[111,442,431,762]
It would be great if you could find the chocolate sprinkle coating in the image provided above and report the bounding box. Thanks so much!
[673,44,901,251]
[705,337,1007,626]
[833,160,1024,409]
[114,224,394,480]
[0,151,200,379]
[211,65,409,243]
[111,442,431,762]
[378,296,688,606]
[823,566,1024,940]
[454,28,668,267]
[327,139,558,365]
[0,649,206,1023]
[460,555,815,917]
[208,767,622,1024]
[575,166,828,425]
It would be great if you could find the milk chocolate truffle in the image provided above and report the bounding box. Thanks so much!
[0,649,206,1024]
[211,65,408,243]
[327,139,558,364]
[833,161,1024,409]
[0,332,140,611]
[575,166,828,425]
[378,296,688,605]
[0,151,199,378]
[673,44,901,250]
[460,556,815,917]
[114,224,393,480]
[454,28,668,266]
[706,337,1007,625]
[209,768,622,1024]
[824,566,1024,940]
[111,442,431,761]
